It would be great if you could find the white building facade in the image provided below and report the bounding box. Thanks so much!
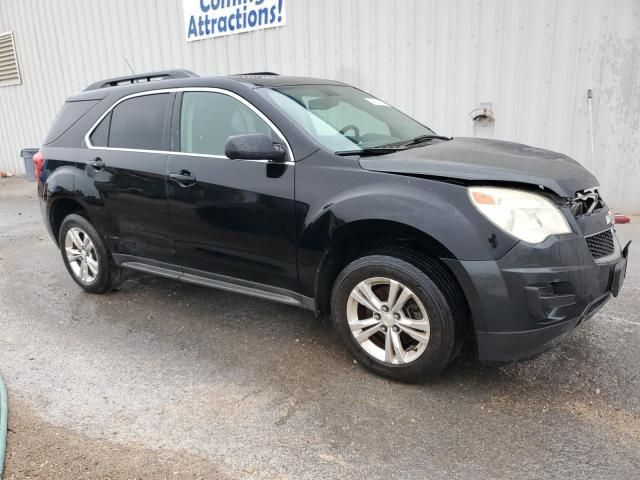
[1,0,639,211]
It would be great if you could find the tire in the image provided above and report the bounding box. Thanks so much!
[58,214,123,294]
[331,253,458,382]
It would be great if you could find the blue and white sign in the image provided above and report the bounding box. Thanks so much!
[183,0,287,41]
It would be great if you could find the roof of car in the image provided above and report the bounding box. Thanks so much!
[69,70,346,102]
[227,73,346,87]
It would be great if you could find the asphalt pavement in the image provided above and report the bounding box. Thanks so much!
[1,177,638,479]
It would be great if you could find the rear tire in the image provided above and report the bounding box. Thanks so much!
[59,214,123,294]
[331,254,457,382]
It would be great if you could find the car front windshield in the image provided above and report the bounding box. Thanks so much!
[260,85,435,152]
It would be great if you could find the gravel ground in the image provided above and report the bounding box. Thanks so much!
[0,177,639,479]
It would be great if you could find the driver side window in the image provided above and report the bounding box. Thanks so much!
[180,92,273,156]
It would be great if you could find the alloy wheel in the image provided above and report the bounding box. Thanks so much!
[64,227,99,284]
[346,277,430,364]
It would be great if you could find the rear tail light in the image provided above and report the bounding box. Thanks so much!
[33,150,44,180]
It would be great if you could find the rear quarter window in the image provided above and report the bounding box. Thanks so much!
[44,100,99,144]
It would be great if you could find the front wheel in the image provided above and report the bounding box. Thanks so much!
[59,214,123,294]
[331,254,457,382]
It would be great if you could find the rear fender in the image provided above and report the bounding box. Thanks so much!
[42,155,115,245]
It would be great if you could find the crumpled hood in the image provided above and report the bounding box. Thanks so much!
[358,137,598,197]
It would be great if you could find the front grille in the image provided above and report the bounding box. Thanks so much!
[585,229,615,259]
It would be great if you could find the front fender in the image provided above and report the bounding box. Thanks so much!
[295,165,518,297]
[301,177,516,258]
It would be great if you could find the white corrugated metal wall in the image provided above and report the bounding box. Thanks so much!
[1,0,639,211]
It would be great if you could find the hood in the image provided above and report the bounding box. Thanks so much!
[358,137,598,197]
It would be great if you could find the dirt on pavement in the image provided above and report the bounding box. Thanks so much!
[4,395,227,480]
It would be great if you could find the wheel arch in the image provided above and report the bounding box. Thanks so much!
[48,196,90,245]
[313,219,462,317]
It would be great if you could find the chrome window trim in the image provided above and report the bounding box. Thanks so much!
[83,87,295,164]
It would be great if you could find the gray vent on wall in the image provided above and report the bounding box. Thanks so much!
[0,31,21,87]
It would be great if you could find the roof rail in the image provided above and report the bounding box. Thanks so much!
[84,69,199,91]
[232,71,280,76]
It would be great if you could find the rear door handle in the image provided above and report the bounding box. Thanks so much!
[169,170,196,187]
[87,158,105,170]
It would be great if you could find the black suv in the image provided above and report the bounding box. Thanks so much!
[37,70,629,381]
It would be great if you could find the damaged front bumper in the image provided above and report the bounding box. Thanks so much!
[445,229,630,364]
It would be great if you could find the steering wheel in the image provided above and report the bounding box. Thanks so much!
[339,124,361,143]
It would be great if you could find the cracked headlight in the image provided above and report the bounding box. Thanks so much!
[468,187,572,244]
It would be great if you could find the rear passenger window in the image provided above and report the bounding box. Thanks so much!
[108,94,171,150]
[180,92,272,156]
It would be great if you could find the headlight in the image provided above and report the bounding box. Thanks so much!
[468,187,571,243]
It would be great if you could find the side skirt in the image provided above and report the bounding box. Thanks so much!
[112,254,314,311]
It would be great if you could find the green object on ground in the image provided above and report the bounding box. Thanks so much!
[0,374,7,479]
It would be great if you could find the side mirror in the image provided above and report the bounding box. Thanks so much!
[225,133,286,162]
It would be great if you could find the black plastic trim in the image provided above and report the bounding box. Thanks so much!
[113,254,313,310]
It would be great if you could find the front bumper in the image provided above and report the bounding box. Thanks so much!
[445,230,629,363]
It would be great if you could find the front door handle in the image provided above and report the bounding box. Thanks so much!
[169,170,196,187]
[87,157,105,170]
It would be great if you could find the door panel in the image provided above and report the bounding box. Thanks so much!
[77,148,174,263]
[166,90,297,291]
[80,92,175,263]
[166,156,297,290]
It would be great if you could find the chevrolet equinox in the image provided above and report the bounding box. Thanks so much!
[36,70,630,381]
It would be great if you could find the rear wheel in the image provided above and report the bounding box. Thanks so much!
[59,214,123,293]
[331,254,457,382]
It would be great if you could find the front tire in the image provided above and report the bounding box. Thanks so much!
[59,214,122,293]
[331,254,457,382]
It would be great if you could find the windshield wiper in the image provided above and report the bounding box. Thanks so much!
[335,146,407,157]
[335,135,451,156]
[380,134,451,149]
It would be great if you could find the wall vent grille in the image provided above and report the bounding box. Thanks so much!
[0,31,21,87]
